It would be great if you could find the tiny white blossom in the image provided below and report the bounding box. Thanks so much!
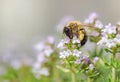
[32,67,49,79]
[90,31,99,37]
[105,39,116,48]
[93,57,99,64]
[57,38,70,49]
[80,55,89,64]
[75,59,81,64]
[102,23,116,34]
[72,37,80,44]
[44,46,54,56]
[35,42,45,51]
[105,43,115,48]
[97,37,108,45]
[46,36,55,44]
[10,59,22,70]
[95,20,103,29]
[114,34,120,44]
[73,49,82,57]
[38,68,49,76]
[84,12,98,24]
[97,36,117,48]
[59,49,72,58]
[89,64,94,70]
[57,39,65,49]
[37,53,46,63]
[32,62,41,70]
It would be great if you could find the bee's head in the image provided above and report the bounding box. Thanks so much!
[63,27,73,39]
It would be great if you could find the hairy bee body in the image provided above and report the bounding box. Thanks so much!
[63,21,87,46]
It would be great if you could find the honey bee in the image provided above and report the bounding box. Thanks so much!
[63,21,87,46]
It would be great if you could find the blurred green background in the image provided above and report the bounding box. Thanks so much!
[0,0,120,57]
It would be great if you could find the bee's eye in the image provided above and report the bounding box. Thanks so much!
[63,27,73,39]
[64,27,70,33]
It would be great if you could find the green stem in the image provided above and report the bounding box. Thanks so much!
[54,66,61,82]
[95,44,97,55]
[112,67,116,82]
[111,47,117,82]
[71,72,75,82]
[87,77,91,82]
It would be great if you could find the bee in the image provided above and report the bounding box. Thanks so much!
[63,21,87,46]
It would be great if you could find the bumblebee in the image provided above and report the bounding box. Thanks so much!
[63,21,87,46]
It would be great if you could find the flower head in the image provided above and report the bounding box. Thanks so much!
[84,12,98,24]
[32,36,56,79]
[57,37,70,49]
[102,23,116,34]
[72,37,80,44]
[97,23,120,48]
[95,20,103,29]
[89,64,94,71]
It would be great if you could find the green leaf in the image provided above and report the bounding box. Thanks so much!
[105,48,112,53]
[104,63,110,67]
[56,65,70,73]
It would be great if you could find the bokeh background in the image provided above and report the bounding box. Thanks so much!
[0,0,120,57]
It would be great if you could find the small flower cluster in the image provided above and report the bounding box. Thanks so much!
[57,36,99,78]
[57,37,81,59]
[97,23,120,48]
[84,12,103,43]
[32,36,55,79]
[0,52,34,70]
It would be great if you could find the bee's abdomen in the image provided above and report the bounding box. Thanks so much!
[80,33,87,46]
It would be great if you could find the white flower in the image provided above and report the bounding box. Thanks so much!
[95,20,103,29]
[89,64,94,70]
[106,39,115,48]
[59,49,72,58]
[90,31,99,37]
[97,23,120,48]
[44,46,54,56]
[93,57,99,64]
[37,53,46,63]
[10,59,22,70]
[57,38,70,49]
[75,59,81,64]
[97,37,108,46]
[32,67,49,79]
[97,36,116,48]
[38,68,49,76]
[59,49,82,59]
[84,12,98,24]
[21,56,34,66]
[102,23,116,34]
[57,39,65,49]
[32,62,41,70]
[114,34,120,44]
[80,55,89,64]
[72,37,80,44]
[35,42,45,51]
[46,36,55,44]
[73,49,82,57]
